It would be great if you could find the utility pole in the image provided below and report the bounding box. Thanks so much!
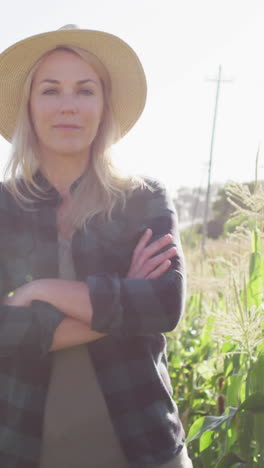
[201,65,231,257]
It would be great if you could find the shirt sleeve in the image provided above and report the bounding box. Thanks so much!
[87,179,186,336]
[0,300,64,359]
[0,219,65,358]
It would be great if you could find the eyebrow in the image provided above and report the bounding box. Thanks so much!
[39,78,98,85]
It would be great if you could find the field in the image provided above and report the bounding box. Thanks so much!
[167,180,264,467]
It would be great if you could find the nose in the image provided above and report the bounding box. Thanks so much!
[59,93,78,114]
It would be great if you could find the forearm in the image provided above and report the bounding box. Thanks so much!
[49,317,105,351]
[0,300,64,358]
[31,279,93,324]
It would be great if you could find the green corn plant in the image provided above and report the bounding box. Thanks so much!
[167,172,264,467]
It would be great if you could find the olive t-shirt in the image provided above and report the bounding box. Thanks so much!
[39,237,128,468]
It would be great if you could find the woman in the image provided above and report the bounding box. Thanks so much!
[0,25,192,467]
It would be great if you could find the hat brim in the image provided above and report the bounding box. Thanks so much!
[0,28,147,142]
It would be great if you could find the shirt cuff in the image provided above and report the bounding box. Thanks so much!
[32,300,65,356]
[87,274,123,335]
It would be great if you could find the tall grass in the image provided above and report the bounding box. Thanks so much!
[167,178,264,467]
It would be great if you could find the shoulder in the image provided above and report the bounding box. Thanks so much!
[0,182,26,219]
[125,176,175,216]
[114,177,178,241]
[131,175,167,194]
[0,181,17,208]
[0,182,10,206]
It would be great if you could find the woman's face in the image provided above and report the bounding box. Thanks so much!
[29,49,104,160]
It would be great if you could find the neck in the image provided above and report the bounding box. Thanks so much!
[39,150,90,197]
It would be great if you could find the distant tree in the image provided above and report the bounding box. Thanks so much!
[207,219,223,239]
[211,187,234,232]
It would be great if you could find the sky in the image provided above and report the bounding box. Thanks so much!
[1,0,264,196]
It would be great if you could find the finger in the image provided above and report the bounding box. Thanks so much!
[137,246,177,278]
[145,234,174,258]
[131,229,153,264]
[135,234,174,271]
[127,244,176,279]
[146,260,172,279]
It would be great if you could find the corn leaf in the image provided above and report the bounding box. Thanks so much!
[186,407,237,444]
[215,452,246,468]
[238,393,264,412]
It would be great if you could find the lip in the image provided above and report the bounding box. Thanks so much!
[53,124,82,129]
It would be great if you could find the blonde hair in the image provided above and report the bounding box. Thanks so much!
[4,45,144,231]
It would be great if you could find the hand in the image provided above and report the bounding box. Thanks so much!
[126,229,177,279]
[2,282,35,307]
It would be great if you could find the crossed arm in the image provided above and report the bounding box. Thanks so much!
[3,230,177,351]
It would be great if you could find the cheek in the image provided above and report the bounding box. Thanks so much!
[30,98,55,126]
[83,93,104,119]
[84,100,104,125]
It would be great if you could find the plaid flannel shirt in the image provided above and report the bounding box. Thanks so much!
[0,173,186,468]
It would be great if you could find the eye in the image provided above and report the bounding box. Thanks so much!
[42,88,58,95]
[78,89,93,95]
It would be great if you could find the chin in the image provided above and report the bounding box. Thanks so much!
[51,144,89,156]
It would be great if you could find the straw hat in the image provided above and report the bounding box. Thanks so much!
[0,25,147,142]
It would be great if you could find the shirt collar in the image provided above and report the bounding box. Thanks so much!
[21,170,85,207]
